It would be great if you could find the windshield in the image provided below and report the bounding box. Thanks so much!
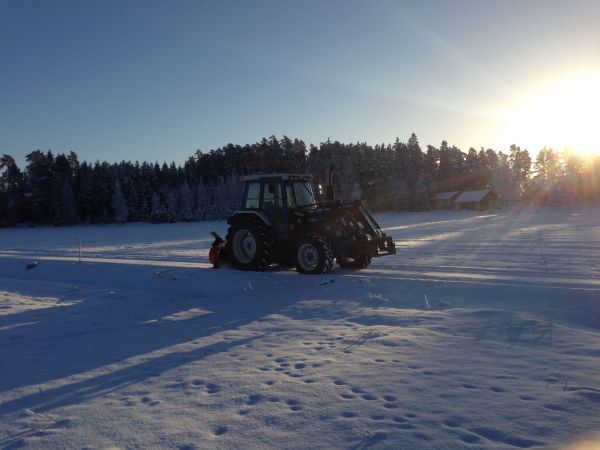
[286,182,314,207]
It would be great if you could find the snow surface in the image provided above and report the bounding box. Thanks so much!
[1,207,599,449]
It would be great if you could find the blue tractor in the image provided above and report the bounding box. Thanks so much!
[218,171,396,274]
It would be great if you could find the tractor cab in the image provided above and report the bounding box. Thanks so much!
[239,174,315,239]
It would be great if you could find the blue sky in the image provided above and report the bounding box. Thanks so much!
[1,0,599,166]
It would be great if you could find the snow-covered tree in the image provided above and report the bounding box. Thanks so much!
[178,180,194,221]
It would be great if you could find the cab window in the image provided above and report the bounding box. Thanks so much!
[286,184,296,208]
[245,182,260,208]
[293,182,314,207]
[262,182,282,210]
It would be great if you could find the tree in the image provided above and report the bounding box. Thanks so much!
[178,180,194,221]
[50,153,78,225]
[26,150,54,223]
[150,191,166,223]
[0,154,27,225]
[111,179,128,223]
[509,144,532,199]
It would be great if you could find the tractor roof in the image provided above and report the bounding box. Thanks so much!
[239,173,312,182]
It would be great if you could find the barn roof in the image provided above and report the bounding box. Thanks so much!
[454,189,494,203]
[430,191,460,200]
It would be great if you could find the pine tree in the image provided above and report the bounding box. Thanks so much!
[509,144,532,199]
[150,191,166,223]
[50,154,78,226]
[111,179,128,223]
[26,150,54,223]
[165,189,178,222]
[178,180,194,221]
[194,182,209,220]
[0,154,27,225]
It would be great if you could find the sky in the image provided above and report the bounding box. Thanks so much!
[1,0,599,167]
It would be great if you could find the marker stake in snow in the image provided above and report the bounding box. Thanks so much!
[78,235,82,263]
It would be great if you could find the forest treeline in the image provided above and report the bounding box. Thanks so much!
[1,134,599,226]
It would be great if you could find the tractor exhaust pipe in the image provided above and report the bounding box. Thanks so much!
[326,166,336,202]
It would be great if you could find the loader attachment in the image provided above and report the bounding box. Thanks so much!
[340,201,396,258]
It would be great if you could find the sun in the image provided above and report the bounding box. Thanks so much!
[503,75,600,156]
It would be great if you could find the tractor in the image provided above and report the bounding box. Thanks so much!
[214,170,396,274]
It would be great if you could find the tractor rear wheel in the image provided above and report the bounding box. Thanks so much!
[295,234,334,274]
[226,221,274,271]
[337,254,372,269]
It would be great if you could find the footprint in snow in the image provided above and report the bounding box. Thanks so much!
[247,394,264,405]
[287,399,303,411]
[214,426,228,436]
[141,396,159,405]
[394,423,416,430]
[206,383,221,394]
[442,418,463,428]
[370,414,386,421]
[458,432,481,444]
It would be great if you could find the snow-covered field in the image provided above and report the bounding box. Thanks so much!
[1,207,599,449]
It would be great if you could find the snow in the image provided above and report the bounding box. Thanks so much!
[1,207,599,449]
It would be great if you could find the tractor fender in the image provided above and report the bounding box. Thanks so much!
[227,211,272,227]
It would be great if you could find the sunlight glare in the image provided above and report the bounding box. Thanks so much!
[503,76,600,155]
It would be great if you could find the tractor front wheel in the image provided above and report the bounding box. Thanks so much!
[226,221,274,271]
[295,234,334,274]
